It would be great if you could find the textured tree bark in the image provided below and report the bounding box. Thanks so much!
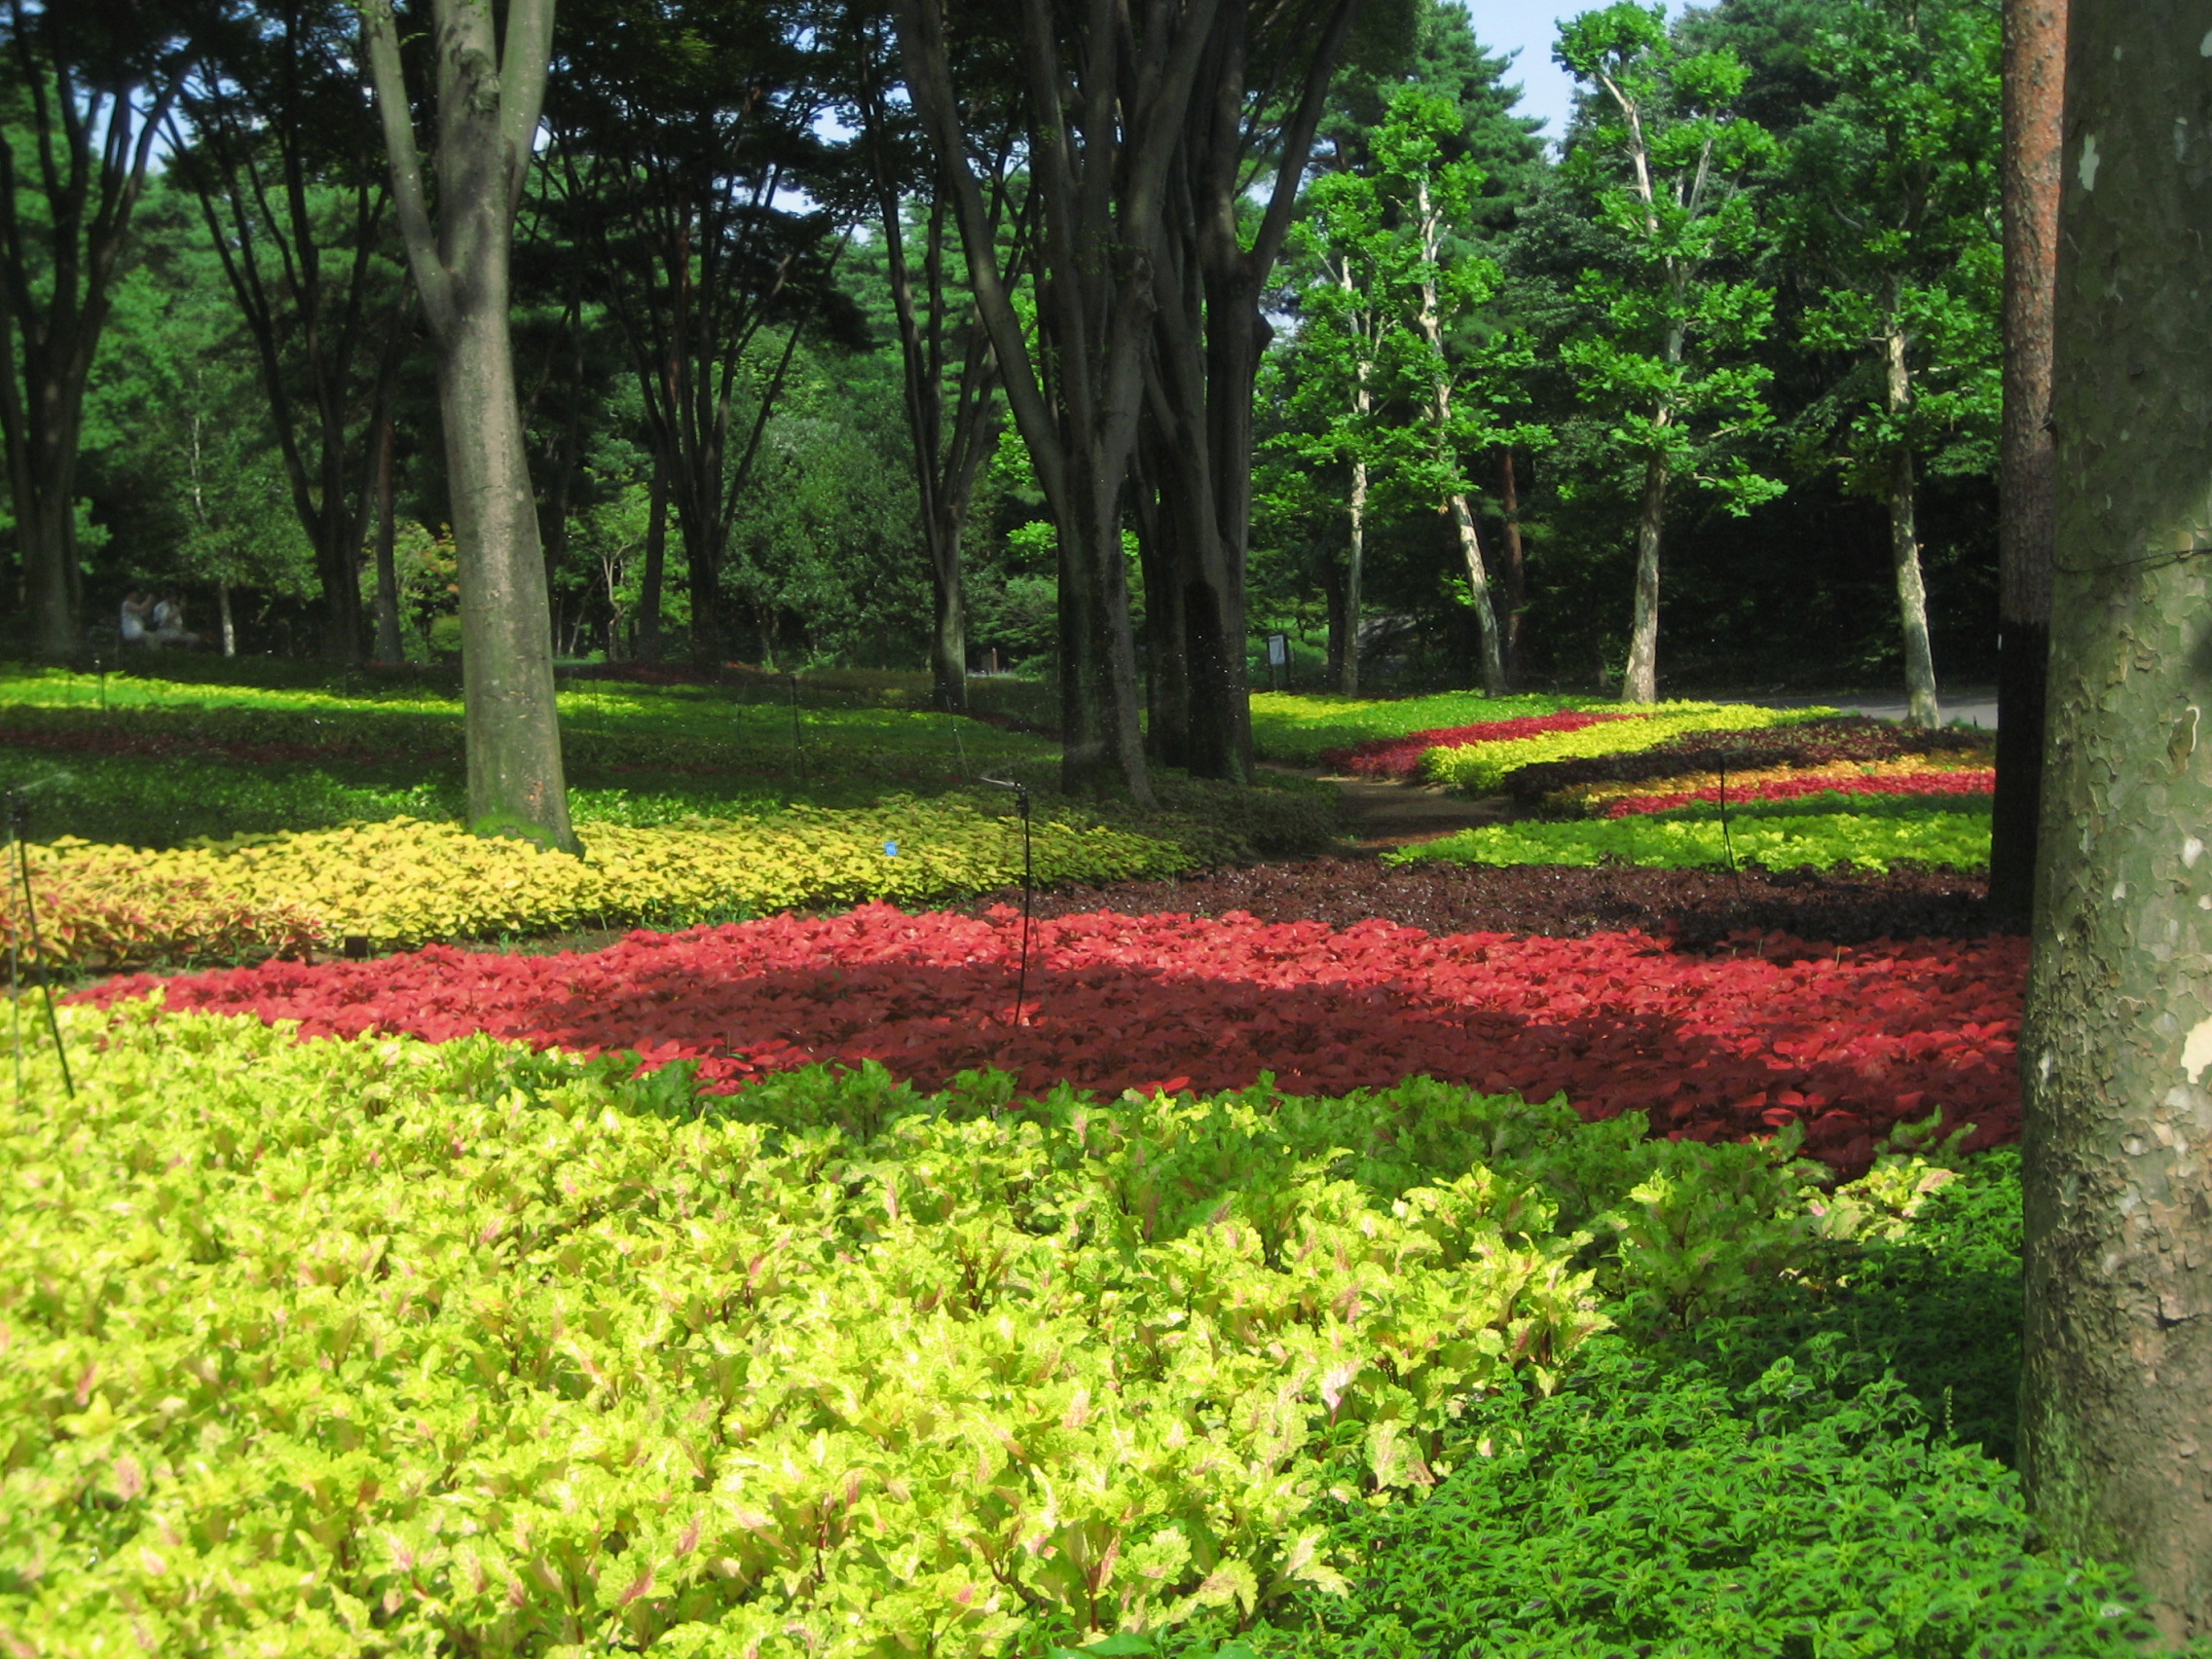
[1991,0,2066,926]
[1622,450,1668,703]
[2023,4,2212,1635]
[363,0,573,850]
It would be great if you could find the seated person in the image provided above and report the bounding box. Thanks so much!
[151,591,201,648]
[119,590,151,645]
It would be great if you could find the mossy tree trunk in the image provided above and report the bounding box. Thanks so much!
[2023,1,2212,1637]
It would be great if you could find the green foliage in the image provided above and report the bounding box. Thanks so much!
[0,1014,1726,1656]
[1198,1338,2167,1658]
[1425,705,1835,793]
[1390,807,1992,873]
[1246,690,1600,765]
[1779,0,2003,495]
[1552,4,1784,519]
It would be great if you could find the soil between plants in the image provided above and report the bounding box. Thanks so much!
[958,857,2002,947]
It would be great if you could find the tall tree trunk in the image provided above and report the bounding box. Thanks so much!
[1414,177,1505,698]
[1449,492,1506,696]
[2024,4,2212,1637]
[927,500,968,713]
[1341,454,1367,695]
[1132,432,1190,766]
[1884,325,1941,726]
[636,449,667,663]
[1622,448,1669,703]
[1991,0,2067,926]
[1499,448,1527,687]
[371,402,404,663]
[217,579,237,658]
[363,0,573,850]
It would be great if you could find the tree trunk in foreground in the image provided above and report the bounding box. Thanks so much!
[362,0,573,850]
[2022,3,2212,1636]
[1991,0,2067,926]
[1622,447,1668,703]
[1449,492,1506,696]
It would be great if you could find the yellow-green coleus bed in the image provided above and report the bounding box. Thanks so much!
[0,796,1244,969]
[1,1006,1959,1658]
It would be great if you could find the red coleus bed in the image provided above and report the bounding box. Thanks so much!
[1324,711,1635,780]
[82,905,2024,1173]
[1604,768,2000,819]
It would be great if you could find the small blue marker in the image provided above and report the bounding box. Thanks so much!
[884,840,899,856]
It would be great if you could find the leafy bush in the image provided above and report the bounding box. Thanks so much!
[1502,716,1993,806]
[1425,705,1840,794]
[1391,809,1993,875]
[1247,691,1598,766]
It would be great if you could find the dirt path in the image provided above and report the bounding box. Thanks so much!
[1264,763,1515,850]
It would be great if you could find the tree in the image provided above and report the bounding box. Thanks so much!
[1778,0,2002,729]
[895,0,1228,800]
[842,2,1014,716]
[1280,86,1541,696]
[1988,0,2065,925]
[1554,2,1781,704]
[174,0,411,666]
[0,0,199,658]
[360,0,574,849]
[543,0,856,674]
[2021,2,2212,1636]
[1126,0,1375,782]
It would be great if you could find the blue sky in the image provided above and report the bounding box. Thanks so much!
[1454,0,1694,146]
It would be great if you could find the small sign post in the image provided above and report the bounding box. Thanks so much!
[1265,631,1290,690]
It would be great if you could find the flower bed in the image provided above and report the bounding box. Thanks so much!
[84,906,2026,1169]
[1321,710,1635,780]
[1389,809,1993,877]
[6,806,1204,968]
[1500,716,1988,805]
[6,1003,2108,1659]
[1591,763,1996,818]
[1426,705,1839,794]
[1247,689,1604,766]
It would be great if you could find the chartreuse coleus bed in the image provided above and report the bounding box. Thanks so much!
[1,999,2125,1659]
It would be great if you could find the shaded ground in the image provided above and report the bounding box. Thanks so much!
[961,858,2001,947]
[1262,761,1514,849]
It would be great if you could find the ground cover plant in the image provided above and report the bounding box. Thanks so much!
[4,782,1336,970]
[0,666,1338,966]
[1392,805,1995,876]
[1423,705,1844,794]
[4,1003,2164,1659]
[84,906,2026,1169]
[1246,690,1604,767]
[1500,716,1993,808]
